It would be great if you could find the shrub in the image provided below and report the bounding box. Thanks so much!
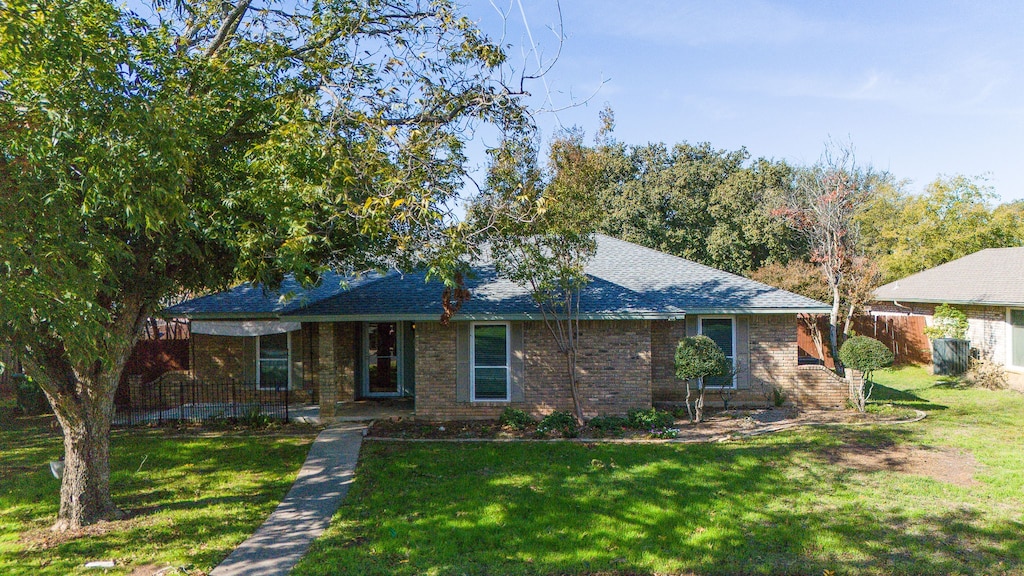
[923,304,969,340]
[839,336,894,413]
[14,374,50,415]
[499,407,534,430]
[626,408,674,430]
[240,406,273,428]
[538,411,578,437]
[588,415,628,431]
[773,387,787,407]
[674,336,730,381]
[674,335,731,423]
[839,336,895,380]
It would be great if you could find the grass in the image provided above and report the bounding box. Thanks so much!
[0,399,315,575]
[294,365,1024,576]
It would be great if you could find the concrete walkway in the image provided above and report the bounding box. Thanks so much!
[210,423,367,576]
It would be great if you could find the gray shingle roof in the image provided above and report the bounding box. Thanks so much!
[166,234,830,320]
[874,247,1024,306]
[163,271,387,317]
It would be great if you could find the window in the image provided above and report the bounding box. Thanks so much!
[471,323,510,401]
[698,316,736,388]
[1010,309,1024,369]
[257,332,290,389]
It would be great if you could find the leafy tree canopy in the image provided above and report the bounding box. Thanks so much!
[0,0,530,530]
[856,175,1023,282]
[591,113,803,275]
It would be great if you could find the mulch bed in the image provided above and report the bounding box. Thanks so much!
[365,406,920,442]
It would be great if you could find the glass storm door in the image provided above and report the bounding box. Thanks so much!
[364,323,401,396]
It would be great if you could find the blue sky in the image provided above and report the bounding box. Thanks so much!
[465,0,1024,202]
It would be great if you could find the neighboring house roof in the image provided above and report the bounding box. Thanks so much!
[165,234,831,321]
[874,247,1024,307]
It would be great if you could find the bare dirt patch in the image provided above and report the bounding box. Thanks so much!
[824,443,979,486]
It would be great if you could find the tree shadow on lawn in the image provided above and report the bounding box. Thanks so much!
[3,432,310,576]
[298,434,1022,576]
[870,383,948,412]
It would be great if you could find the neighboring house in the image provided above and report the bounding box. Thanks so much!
[873,247,1024,389]
[164,234,849,420]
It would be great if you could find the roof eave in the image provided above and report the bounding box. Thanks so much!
[873,297,1023,308]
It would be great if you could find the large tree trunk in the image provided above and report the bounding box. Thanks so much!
[27,294,148,532]
[49,382,121,532]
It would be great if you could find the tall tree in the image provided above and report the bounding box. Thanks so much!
[777,141,877,371]
[0,0,530,530]
[595,137,801,274]
[471,130,604,423]
[857,175,1020,281]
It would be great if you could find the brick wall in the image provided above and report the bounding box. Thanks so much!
[414,320,653,420]
[192,334,246,382]
[746,314,851,408]
[651,320,688,402]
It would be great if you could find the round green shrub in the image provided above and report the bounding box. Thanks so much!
[499,407,534,430]
[838,335,894,376]
[674,335,730,381]
[538,411,578,437]
[626,408,674,430]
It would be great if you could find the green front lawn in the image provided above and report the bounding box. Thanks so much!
[294,366,1024,576]
[0,406,315,575]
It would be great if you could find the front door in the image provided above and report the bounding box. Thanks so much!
[363,322,401,397]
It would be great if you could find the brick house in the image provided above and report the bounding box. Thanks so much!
[873,247,1024,390]
[165,235,853,420]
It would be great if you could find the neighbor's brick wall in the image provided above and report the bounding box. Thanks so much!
[414,320,653,420]
[871,302,1009,364]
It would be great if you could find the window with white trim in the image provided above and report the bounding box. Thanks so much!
[699,316,736,388]
[257,332,290,390]
[471,323,510,401]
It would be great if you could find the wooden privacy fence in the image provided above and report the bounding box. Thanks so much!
[798,314,931,367]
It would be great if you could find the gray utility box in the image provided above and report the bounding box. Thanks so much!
[932,338,970,376]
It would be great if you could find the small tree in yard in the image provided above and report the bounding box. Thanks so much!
[777,140,881,372]
[839,336,894,412]
[923,304,970,340]
[674,335,731,423]
[472,130,605,424]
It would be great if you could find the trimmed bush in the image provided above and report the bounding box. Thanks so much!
[674,336,730,381]
[499,407,534,430]
[838,335,894,381]
[587,415,628,432]
[538,411,578,437]
[626,408,674,430]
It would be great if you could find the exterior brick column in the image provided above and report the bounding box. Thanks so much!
[318,323,338,418]
[336,323,357,403]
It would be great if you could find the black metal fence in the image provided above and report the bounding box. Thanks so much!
[113,379,309,427]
